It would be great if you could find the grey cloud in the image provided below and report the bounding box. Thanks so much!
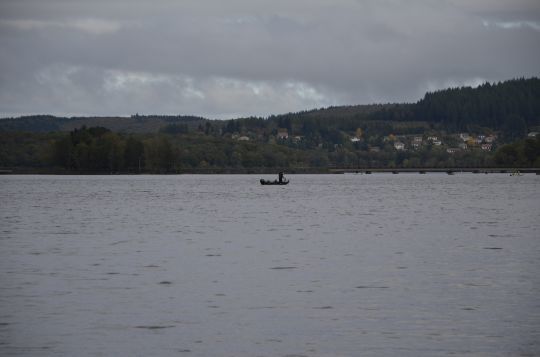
[0,0,539,118]
[0,18,124,35]
[483,20,540,31]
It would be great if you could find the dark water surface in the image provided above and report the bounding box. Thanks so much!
[1,174,539,356]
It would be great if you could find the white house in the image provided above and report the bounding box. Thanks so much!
[394,142,405,150]
[277,128,289,139]
[528,132,539,138]
[481,143,493,151]
[459,133,470,141]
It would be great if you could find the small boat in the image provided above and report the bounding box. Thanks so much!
[510,170,522,176]
[260,179,289,185]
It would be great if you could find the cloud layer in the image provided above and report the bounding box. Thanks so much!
[1,0,539,118]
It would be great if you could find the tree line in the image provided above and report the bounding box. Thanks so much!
[1,126,539,173]
[494,135,540,167]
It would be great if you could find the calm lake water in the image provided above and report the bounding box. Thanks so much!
[1,174,539,356]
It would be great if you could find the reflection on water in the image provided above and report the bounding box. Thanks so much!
[1,174,539,356]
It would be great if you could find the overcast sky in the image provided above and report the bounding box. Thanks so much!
[1,0,539,119]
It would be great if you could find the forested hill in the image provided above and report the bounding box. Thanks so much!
[0,114,208,133]
[1,77,539,135]
[364,77,540,130]
[415,77,540,131]
[235,77,540,138]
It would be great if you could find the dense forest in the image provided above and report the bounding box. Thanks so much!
[1,78,539,173]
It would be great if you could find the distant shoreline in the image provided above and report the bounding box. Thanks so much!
[1,167,538,175]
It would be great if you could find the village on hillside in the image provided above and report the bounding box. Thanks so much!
[232,126,506,153]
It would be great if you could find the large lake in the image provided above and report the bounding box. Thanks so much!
[1,174,539,356]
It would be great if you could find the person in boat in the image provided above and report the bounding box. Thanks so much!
[278,171,285,183]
